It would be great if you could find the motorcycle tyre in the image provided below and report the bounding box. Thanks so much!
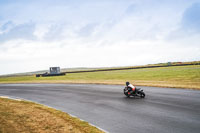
[140,91,145,98]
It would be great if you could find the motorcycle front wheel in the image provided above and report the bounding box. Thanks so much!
[140,91,145,98]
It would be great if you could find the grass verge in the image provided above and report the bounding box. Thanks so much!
[0,97,104,133]
[0,65,200,89]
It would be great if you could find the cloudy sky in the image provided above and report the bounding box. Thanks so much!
[0,0,200,75]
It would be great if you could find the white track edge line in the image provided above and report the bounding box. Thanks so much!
[0,95,109,133]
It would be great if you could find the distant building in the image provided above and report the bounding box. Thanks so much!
[36,67,65,77]
[167,62,172,66]
[50,67,60,74]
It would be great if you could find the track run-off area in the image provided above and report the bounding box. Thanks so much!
[0,84,200,133]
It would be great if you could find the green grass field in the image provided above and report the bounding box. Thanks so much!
[0,65,200,89]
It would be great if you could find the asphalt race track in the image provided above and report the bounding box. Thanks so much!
[0,84,200,133]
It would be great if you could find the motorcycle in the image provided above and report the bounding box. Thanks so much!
[124,87,145,98]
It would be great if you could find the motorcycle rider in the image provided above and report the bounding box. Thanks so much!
[126,82,136,95]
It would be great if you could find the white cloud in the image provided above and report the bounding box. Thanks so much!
[0,0,200,75]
